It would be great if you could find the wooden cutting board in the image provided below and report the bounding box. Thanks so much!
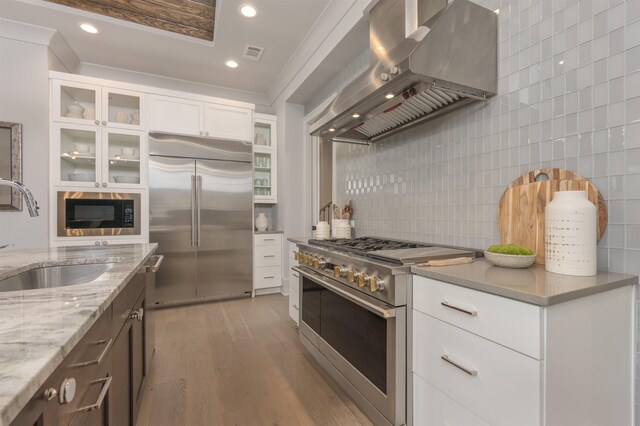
[497,168,607,265]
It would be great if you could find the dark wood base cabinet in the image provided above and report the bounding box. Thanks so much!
[12,263,153,426]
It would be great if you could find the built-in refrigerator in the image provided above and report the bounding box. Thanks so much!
[148,132,253,305]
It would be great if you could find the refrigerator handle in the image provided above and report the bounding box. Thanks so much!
[196,175,202,246]
[191,175,197,247]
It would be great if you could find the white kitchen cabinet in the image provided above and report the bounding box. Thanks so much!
[411,275,634,426]
[253,114,277,204]
[149,94,252,141]
[52,80,145,130]
[254,233,282,292]
[288,242,300,324]
[51,123,146,189]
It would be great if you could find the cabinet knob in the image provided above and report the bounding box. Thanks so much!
[199,131,204,136]
[43,388,58,401]
[101,241,108,246]
[59,377,76,404]
[101,182,107,187]
[205,131,209,136]
[129,307,144,321]
[95,182,100,187]
[101,121,107,126]
[380,72,389,81]
[94,120,100,125]
[95,241,101,246]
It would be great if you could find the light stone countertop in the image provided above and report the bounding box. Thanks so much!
[255,230,284,234]
[0,243,158,426]
[411,258,638,306]
[287,236,311,245]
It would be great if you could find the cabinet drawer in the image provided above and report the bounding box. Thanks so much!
[255,245,282,267]
[254,265,282,289]
[255,234,282,246]
[413,373,489,426]
[413,311,541,426]
[413,276,542,359]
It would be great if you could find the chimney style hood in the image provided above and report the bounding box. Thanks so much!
[310,0,497,144]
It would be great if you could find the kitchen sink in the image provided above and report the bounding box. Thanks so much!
[0,262,115,292]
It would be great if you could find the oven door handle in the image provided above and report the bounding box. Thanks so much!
[293,267,396,319]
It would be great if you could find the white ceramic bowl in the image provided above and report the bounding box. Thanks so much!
[121,147,136,157]
[68,172,95,181]
[74,143,90,153]
[484,251,536,269]
[113,175,140,184]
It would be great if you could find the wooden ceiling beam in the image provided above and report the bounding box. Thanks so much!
[46,0,215,41]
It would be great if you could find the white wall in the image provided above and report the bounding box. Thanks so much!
[0,37,50,248]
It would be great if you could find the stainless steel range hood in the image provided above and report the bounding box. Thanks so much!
[310,0,497,144]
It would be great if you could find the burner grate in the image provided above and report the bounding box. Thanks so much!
[308,237,429,256]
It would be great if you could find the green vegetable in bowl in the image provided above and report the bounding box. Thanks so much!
[486,244,534,256]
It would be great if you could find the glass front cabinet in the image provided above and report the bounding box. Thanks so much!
[52,123,146,189]
[52,80,145,130]
[253,114,277,203]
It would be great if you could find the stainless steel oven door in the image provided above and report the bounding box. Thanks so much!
[57,191,141,237]
[294,266,406,426]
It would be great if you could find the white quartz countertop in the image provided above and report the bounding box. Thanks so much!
[0,243,158,426]
[411,258,638,306]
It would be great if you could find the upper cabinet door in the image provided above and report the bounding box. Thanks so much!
[148,95,203,136]
[203,104,252,142]
[52,80,102,126]
[52,122,102,188]
[102,87,145,130]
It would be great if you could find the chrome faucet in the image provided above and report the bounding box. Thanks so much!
[0,178,40,217]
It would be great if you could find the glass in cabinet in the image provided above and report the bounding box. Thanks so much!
[254,150,276,202]
[53,123,145,188]
[253,114,276,147]
[52,80,144,129]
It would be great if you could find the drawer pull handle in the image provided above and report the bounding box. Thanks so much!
[441,354,477,377]
[293,304,299,309]
[76,376,112,413]
[441,301,477,316]
[264,238,275,241]
[264,276,275,279]
[72,338,113,368]
[264,255,275,258]
[293,273,299,278]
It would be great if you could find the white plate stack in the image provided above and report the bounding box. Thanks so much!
[333,219,351,239]
[316,221,330,240]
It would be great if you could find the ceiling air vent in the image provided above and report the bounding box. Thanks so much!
[242,44,264,61]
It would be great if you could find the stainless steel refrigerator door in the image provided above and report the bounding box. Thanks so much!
[195,159,253,299]
[149,156,197,304]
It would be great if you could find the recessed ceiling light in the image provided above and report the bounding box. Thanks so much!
[240,5,258,18]
[79,23,98,34]
[385,92,395,99]
[225,60,239,69]
[352,113,360,118]
[328,128,336,132]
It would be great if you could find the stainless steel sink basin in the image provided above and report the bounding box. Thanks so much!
[0,262,115,292]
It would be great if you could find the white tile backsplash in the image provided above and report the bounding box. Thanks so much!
[306,0,640,408]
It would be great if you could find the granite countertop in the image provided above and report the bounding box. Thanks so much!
[287,236,311,245]
[0,243,158,426]
[255,230,284,234]
[411,258,638,306]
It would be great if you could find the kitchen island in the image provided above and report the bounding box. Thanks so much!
[0,243,158,426]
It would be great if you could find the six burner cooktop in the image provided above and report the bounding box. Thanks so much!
[307,236,429,257]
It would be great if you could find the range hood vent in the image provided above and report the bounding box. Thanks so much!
[310,0,497,144]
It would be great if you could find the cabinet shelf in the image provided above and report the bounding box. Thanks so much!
[61,154,96,166]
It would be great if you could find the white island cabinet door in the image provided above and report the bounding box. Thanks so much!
[148,95,203,136]
[204,104,252,142]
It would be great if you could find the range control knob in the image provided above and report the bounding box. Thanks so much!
[369,276,385,292]
[347,269,356,283]
[334,265,346,278]
[313,258,326,269]
[59,377,76,405]
[306,256,314,266]
[357,273,366,288]
[390,66,400,75]
[294,251,299,261]
[380,72,389,81]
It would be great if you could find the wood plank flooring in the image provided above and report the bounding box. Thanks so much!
[136,294,373,426]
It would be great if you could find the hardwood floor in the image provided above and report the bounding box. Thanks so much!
[136,294,373,426]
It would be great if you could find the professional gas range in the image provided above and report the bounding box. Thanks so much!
[296,236,477,307]
[293,237,478,426]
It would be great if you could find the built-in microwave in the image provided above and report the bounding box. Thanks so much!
[57,191,141,237]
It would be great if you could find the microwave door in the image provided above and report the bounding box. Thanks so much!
[149,156,197,304]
